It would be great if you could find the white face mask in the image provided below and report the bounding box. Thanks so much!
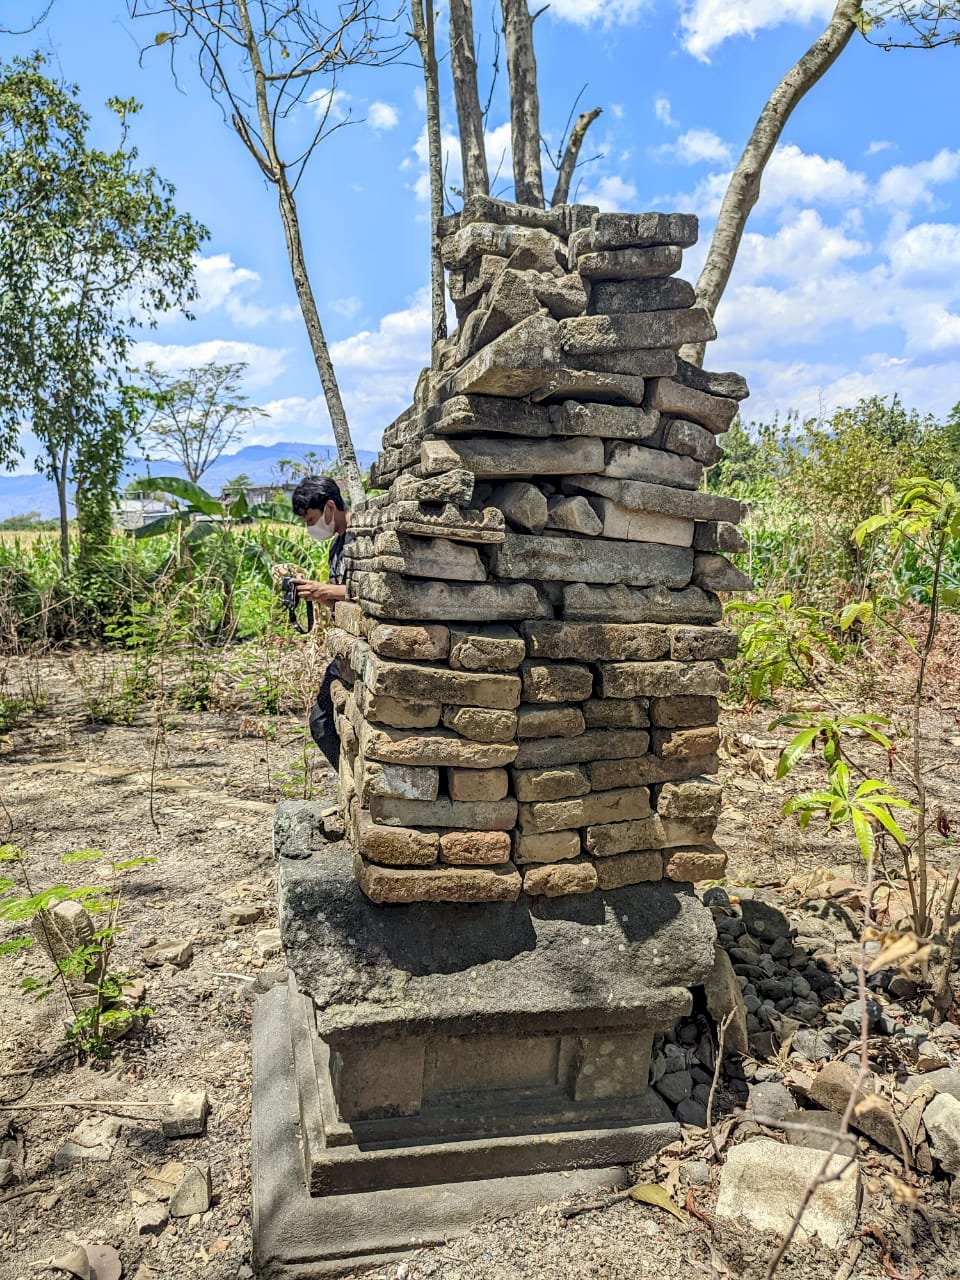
[307,515,337,542]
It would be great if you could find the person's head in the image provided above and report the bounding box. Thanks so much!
[291,475,348,542]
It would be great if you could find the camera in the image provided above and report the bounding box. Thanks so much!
[279,575,315,634]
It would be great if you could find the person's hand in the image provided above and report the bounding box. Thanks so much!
[292,578,343,606]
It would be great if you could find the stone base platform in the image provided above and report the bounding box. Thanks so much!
[252,846,716,1276]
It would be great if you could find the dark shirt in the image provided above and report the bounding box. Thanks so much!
[328,531,350,585]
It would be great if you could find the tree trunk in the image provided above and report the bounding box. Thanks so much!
[500,0,544,208]
[236,0,365,509]
[680,0,862,367]
[551,107,601,206]
[56,454,70,575]
[450,0,489,200]
[411,0,448,358]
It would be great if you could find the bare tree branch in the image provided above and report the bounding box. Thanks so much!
[410,0,447,356]
[500,0,544,207]
[550,106,601,206]
[450,0,489,199]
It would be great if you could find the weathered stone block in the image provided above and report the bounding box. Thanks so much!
[582,697,649,729]
[545,494,602,536]
[531,270,589,319]
[435,394,552,437]
[662,418,723,467]
[548,400,660,441]
[422,434,604,481]
[444,313,562,398]
[522,621,669,662]
[669,625,738,661]
[448,625,526,672]
[576,246,682,280]
[354,684,442,729]
[578,212,699,252]
[355,856,523,904]
[559,309,715,355]
[523,860,598,897]
[352,572,551,623]
[571,1030,655,1101]
[651,726,722,759]
[469,268,542,350]
[358,721,518,768]
[656,778,721,820]
[588,497,694,547]
[520,660,593,704]
[519,787,651,835]
[353,810,439,867]
[596,660,726,699]
[440,222,564,271]
[693,521,748,554]
[448,767,510,803]
[367,621,450,661]
[693,552,754,592]
[513,766,591,802]
[602,441,703,490]
[648,696,719,728]
[368,533,486,581]
[585,816,663,857]
[595,851,663,891]
[490,480,548,532]
[439,830,512,866]
[674,357,750,402]
[564,474,742,524]
[663,847,728,882]
[359,650,522,711]
[562,583,721,624]
[442,706,518,743]
[514,728,650,768]
[516,703,586,739]
[646,378,738,433]
[588,753,719,791]
[357,760,440,805]
[576,349,677,377]
[512,830,582,864]
[529,366,648,405]
[588,277,695,315]
[389,467,475,506]
[369,794,518,831]
[491,532,693,590]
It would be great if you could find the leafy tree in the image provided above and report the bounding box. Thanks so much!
[138,360,266,483]
[0,54,206,572]
[221,472,253,498]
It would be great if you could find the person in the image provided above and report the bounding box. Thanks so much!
[290,475,351,772]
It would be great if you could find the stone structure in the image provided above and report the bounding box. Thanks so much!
[253,197,751,1278]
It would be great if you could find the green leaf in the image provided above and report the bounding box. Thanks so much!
[155,31,173,44]
[0,935,34,957]
[134,513,179,539]
[776,727,820,778]
[62,848,104,864]
[858,802,912,846]
[130,475,223,515]
[627,1182,689,1222]
[851,806,875,860]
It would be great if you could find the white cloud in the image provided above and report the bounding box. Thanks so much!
[410,120,515,203]
[667,143,868,218]
[191,253,298,328]
[368,101,399,131]
[133,340,289,388]
[874,148,960,209]
[680,0,835,61]
[866,140,895,156]
[547,0,651,24]
[309,88,351,125]
[658,128,732,165]
[329,295,363,320]
[654,94,676,126]
[576,173,639,211]
[734,209,869,280]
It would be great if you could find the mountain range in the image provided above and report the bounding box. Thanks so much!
[0,441,381,520]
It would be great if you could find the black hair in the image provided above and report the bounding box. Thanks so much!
[291,474,346,518]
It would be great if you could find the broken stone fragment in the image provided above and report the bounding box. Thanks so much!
[602,440,703,490]
[662,418,724,467]
[490,480,548,533]
[448,624,526,672]
[519,659,593,704]
[662,846,728,882]
[254,928,282,960]
[576,246,682,281]
[701,947,749,1055]
[220,902,265,926]
[438,830,512,865]
[522,860,598,897]
[674,356,750,402]
[366,621,450,662]
[168,1162,213,1218]
[512,766,591,802]
[515,703,586,740]
[354,855,522,905]
[692,552,754,593]
[467,269,543,351]
[561,582,721,625]
[142,938,193,968]
[588,277,696,315]
[440,222,565,271]
[162,1090,209,1140]
[351,810,439,866]
[389,468,475,507]
[575,211,699,254]
[54,1116,120,1168]
[652,725,723,760]
[529,270,589,318]
[693,521,748,554]
[923,1093,960,1173]
[443,313,562,397]
[544,494,602,536]
[645,377,739,433]
[491,531,694,591]
[656,778,721,820]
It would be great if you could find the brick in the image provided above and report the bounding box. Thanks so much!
[441,706,518,743]
[669,625,738,661]
[585,816,663,857]
[358,721,518,768]
[448,767,509,802]
[513,830,581,864]
[520,660,593,703]
[516,704,586,739]
[664,847,728,882]
[595,851,663,890]
[356,760,440,805]
[513,766,591,802]
[356,856,522,904]
[448,625,526,672]
[656,778,721,820]
[355,684,441,729]
[523,860,598,897]
[649,696,719,728]
[514,728,650,768]
[359,649,521,710]
[367,621,449,660]
[596,660,726,699]
[519,786,650,835]
[652,726,721,759]
[645,377,738,434]
[369,794,518,831]
[521,621,669,662]
[353,810,439,866]
[439,830,512,865]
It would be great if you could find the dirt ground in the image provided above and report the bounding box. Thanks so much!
[0,645,958,1280]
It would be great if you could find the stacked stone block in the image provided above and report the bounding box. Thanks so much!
[327,195,752,905]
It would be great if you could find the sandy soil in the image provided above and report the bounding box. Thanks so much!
[0,644,958,1280]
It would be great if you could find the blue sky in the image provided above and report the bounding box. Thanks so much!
[4,0,960,471]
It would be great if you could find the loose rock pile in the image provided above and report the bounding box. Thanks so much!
[326,196,753,903]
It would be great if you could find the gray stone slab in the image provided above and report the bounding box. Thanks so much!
[589,278,696,315]
[563,474,742,524]
[675,357,750,402]
[578,212,699,252]
[530,367,647,406]
[550,400,660,441]
[277,847,716,1041]
[603,441,703,489]
[349,571,552,622]
[422,434,604,480]
[576,246,682,280]
[560,309,716,356]
[252,983,644,1279]
[491,531,693,589]
[561,582,722,624]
